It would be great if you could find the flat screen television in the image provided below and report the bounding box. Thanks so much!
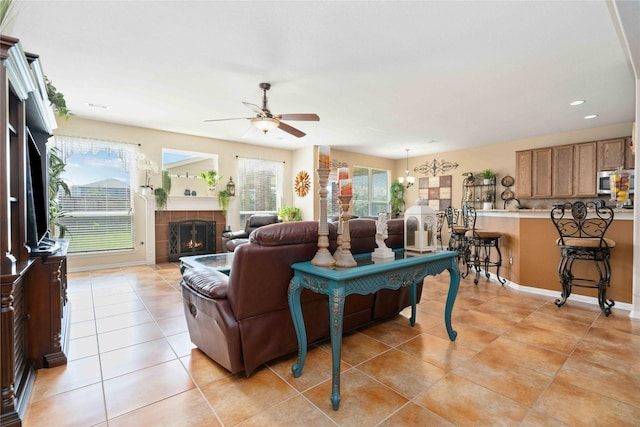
[26,129,53,253]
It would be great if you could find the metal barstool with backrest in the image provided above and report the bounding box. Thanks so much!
[550,200,615,316]
[462,206,506,285]
[436,212,445,250]
[445,206,466,265]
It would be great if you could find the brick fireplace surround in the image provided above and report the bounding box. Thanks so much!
[155,210,225,263]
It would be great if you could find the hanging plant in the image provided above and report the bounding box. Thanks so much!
[154,171,172,211]
[218,190,231,218]
[45,76,72,119]
[0,0,15,32]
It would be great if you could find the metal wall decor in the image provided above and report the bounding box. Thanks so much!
[330,159,348,169]
[414,159,459,177]
[294,170,311,197]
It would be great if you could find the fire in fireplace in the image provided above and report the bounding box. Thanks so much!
[168,220,216,261]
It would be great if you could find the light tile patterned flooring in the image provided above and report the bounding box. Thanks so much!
[23,263,640,426]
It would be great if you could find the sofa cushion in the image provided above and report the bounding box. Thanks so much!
[182,267,229,299]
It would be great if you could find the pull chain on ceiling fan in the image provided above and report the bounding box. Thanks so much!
[204,82,319,138]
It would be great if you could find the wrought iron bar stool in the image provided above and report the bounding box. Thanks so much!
[550,200,615,316]
[445,206,467,267]
[462,206,506,285]
[436,212,445,250]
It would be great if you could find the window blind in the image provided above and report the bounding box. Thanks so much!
[53,136,135,253]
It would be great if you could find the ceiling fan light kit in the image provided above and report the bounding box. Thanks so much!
[205,82,319,138]
[251,117,280,133]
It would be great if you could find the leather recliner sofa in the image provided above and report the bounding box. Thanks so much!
[181,218,421,375]
[221,213,281,252]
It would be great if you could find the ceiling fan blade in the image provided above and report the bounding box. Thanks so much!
[203,117,252,122]
[275,113,319,121]
[243,102,266,116]
[278,121,306,138]
[241,125,263,139]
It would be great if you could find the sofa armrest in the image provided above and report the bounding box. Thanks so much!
[182,267,229,299]
[222,230,249,240]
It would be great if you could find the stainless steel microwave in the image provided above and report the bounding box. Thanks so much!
[597,170,634,195]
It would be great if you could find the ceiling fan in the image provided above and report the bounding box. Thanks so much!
[204,82,320,138]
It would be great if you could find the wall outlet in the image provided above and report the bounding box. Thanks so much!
[509,256,513,265]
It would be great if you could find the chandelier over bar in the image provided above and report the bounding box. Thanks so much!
[414,159,459,177]
[398,148,415,188]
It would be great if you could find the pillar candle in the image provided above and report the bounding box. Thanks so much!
[338,167,349,181]
[339,179,352,196]
[318,145,330,169]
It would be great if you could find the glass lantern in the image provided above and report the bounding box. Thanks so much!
[404,203,437,252]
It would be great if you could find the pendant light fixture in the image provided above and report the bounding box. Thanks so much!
[398,148,415,188]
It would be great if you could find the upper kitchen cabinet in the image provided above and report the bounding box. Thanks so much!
[597,137,633,171]
[551,145,574,197]
[516,141,598,199]
[624,137,635,170]
[532,148,552,197]
[515,150,532,198]
[573,142,597,196]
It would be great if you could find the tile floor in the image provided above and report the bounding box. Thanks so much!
[22,263,640,426]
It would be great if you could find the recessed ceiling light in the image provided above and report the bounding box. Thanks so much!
[584,114,598,119]
[569,100,585,106]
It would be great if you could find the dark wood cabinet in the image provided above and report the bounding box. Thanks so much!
[1,35,61,427]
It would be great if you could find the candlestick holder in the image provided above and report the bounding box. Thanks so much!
[335,195,357,267]
[311,168,336,267]
[333,210,343,261]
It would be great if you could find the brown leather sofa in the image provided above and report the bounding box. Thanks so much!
[181,218,419,375]
[221,213,281,252]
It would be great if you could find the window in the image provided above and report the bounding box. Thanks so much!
[52,136,135,253]
[237,157,283,225]
[352,166,390,217]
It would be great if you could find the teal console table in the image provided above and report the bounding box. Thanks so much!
[288,250,460,410]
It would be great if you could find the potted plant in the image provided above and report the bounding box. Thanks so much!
[389,181,405,218]
[479,169,496,185]
[482,190,494,210]
[218,189,231,221]
[154,170,172,211]
[277,205,302,222]
[198,170,222,192]
[48,147,70,238]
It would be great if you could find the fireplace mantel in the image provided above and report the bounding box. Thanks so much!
[166,196,221,211]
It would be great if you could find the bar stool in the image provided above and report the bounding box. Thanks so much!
[462,206,506,285]
[550,200,615,316]
[445,206,466,265]
[436,212,445,250]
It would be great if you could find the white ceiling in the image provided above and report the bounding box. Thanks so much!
[5,1,637,159]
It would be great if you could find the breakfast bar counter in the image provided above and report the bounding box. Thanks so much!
[458,209,633,304]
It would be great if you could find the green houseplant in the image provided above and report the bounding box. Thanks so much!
[389,181,405,218]
[154,170,172,211]
[198,170,222,190]
[479,169,496,184]
[48,147,71,238]
[277,205,302,222]
[218,189,231,218]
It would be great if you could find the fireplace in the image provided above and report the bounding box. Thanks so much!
[169,220,216,261]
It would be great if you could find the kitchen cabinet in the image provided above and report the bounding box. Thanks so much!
[532,148,552,197]
[551,145,574,197]
[598,138,629,171]
[573,142,597,196]
[515,151,532,198]
[625,137,635,170]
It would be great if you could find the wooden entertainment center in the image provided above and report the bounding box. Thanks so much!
[1,36,68,426]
